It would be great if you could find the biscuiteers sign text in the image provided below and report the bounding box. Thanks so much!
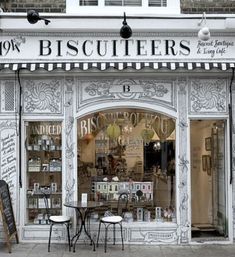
[0,35,235,61]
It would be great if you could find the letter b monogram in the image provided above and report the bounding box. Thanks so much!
[123,85,131,92]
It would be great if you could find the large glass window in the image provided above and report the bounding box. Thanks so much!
[25,121,62,225]
[77,109,176,222]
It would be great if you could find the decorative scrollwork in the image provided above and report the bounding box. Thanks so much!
[179,155,189,174]
[179,118,188,130]
[0,121,17,130]
[85,81,112,96]
[139,229,178,243]
[24,80,61,113]
[65,116,75,159]
[191,80,226,112]
[79,78,173,110]
[141,82,169,98]
[178,154,190,243]
[65,178,75,203]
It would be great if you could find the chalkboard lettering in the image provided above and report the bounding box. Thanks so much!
[1,130,17,206]
[0,180,19,253]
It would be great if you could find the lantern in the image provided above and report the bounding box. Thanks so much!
[106,123,121,139]
[83,133,94,144]
[152,115,175,141]
[140,128,154,144]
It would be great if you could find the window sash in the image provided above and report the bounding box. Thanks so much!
[79,0,98,6]
[105,0,142,6]
[149,0,167,7]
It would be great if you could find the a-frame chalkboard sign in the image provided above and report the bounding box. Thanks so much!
[0,180,19,253]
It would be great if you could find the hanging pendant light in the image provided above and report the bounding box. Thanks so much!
[140,128,154,145]
[83,133,94,144]
[153,142,161,151]
[198,12,210,41]
[152,115,175,141]
[106,123,121,139]
[27,10,51,25]
[122,119,133,136]
[120,12,132,39]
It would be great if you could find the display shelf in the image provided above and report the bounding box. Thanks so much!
[25,121,62,225]
[27,169,62,173]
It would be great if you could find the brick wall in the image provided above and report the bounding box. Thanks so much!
[0,0,66,13]
[1,0,235,13]
[181,0,235,14]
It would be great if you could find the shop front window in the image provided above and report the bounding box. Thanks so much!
[77,109,176,222]
[25,121,62,225]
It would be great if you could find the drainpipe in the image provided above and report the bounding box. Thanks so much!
[229,67,234,185]
[17,69,22,188]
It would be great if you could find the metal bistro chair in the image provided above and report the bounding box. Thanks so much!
[41,190,71,252]
[96,192,128,252]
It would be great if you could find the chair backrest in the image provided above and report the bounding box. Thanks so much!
[117,192,129,217]
[40,190,51,220]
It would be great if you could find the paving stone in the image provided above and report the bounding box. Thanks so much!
[1,242,235,257]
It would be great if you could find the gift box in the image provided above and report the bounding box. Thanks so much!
[49,159,62,172]
[28,158,41,172]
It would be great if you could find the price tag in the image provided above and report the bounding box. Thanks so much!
[81,193,87,204]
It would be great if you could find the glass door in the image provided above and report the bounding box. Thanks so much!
[190,120,228,239]
[212,121,227,236]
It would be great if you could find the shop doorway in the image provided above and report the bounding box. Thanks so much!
[190,120,228,240]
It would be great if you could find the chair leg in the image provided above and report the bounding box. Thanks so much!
[66,222,71,252]
[113,224,116,245]
[96,221,101,248]
[48,223,53,252]
[120,223,124,251]
[104,225,108,253]
[86,214,92,246]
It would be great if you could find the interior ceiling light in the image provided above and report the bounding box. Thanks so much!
[27,10,51,25]
[198,12,210,41]
[120,12,132,39]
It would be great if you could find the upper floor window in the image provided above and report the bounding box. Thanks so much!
[105,0,142,6]
[67,0,179,14]
[80,0,98,5]
[149,0,167,7]
[79,0,166,6]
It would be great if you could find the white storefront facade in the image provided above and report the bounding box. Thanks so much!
[0,4,235,245]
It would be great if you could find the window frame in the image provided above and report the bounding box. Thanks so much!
[66,0,180,14]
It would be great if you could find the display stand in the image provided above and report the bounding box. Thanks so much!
[0,180,19,253]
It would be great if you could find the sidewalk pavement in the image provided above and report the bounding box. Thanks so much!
[0,242,235,257]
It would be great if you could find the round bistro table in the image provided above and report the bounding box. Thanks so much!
[64,201,104,252]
